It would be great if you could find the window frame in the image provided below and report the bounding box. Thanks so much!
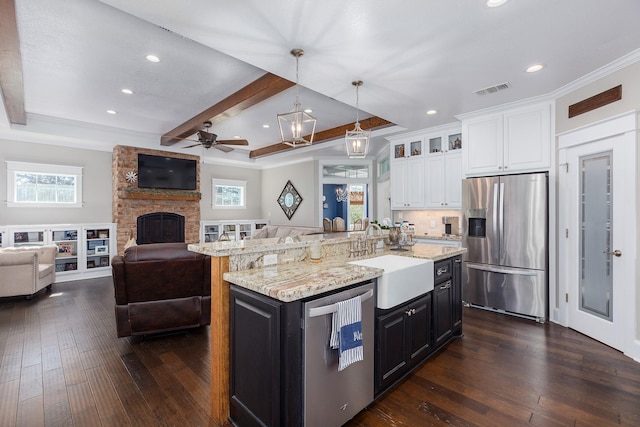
[211,178,247,209]
[6,161,83,208]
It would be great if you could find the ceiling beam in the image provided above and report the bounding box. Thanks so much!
[0,0,26,125]
[161,72,294,146]
[249,116,394,159]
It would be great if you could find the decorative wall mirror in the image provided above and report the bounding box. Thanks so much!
[277,180,303,220]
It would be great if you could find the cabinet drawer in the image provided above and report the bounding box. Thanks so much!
[434,259,452,283]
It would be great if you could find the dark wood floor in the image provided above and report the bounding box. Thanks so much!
[1,278,639,427]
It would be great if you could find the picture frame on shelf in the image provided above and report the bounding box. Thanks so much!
[95,245,108,255]
[100,257,109,267]
[64,262,77,271]
[55,263,65,272]
[57,242,75,256]
[98,230,109,238]
[86,230,96,239]
[87,260,95,269]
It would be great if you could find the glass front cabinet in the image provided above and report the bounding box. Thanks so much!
[200,220,269,242]
[2,223,116,282]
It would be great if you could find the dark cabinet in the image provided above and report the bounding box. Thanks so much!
[452,256,463,333]
[433,256,463,348]
[229,286,303,427]
[376,293,432,393]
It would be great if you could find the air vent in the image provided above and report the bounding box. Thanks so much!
[157,25,197,43]
[474,82,511,96]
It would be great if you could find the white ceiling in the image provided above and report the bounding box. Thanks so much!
[3,0,640,167]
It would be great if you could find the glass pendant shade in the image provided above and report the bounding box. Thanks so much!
[278,49,317,147]
[345,80,370,158]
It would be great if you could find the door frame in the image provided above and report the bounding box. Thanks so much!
[558,111,639,361]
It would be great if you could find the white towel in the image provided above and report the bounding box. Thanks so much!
[329,295,363,371]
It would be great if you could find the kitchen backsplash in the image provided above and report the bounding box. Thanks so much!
[392,210,462,237]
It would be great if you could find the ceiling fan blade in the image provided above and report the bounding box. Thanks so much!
[183,143,202,149]
[217,139,249,146]
[215,144,234,153]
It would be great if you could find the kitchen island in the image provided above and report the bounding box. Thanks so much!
[188,235,465,426]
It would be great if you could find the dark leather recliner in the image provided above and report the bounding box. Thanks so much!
[111,243,211,337]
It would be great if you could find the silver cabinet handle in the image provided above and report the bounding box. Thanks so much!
[439,281,452,290]
[436,267,448,275]
[405,308,416,317]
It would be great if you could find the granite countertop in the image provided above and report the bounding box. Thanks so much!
[221,243,466,302]
[414,234,462,241]
[188,231,365,257]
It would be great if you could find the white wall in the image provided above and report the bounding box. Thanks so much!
[0,139,112,225]
[556,61,640,134]
[261,160,319,226]
[199,162,263,220]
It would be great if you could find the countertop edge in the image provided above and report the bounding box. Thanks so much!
[223,245,466,302]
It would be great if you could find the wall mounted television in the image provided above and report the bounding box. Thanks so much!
[137,154,197,190]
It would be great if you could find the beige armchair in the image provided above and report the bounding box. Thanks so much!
[0,245,56,299]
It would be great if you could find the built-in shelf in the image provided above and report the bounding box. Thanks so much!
[121,190,201,201]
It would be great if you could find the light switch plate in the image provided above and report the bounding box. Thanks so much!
[430,220,436,228]
[264,254,277,266]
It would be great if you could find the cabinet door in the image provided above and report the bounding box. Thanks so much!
[376,307,408,391]
[463,115,504,175]
[230,287,282,427]
[452,256,463,332]
[51,227,80,273]
[433,279,453,347]
[444,151,463,208]
[390,161,408,208]
[425,155,445,208]
[503,105,551,172]
[407,293,432,366]
[406,157,425,208]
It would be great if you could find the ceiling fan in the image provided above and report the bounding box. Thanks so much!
[181,121,249,153]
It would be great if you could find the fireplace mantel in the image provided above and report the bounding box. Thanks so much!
[121,190,201,201]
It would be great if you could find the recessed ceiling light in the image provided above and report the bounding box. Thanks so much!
[145,54,160,63]
[262,124,270,128]
[426,110,438,115]
[304,109,313,114]
[233,135,241,139]
[487,0,508,7]
[121,88,134,95]
[106,109,117,115]
[526,64,544,73]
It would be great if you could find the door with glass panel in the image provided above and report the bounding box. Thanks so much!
[565,135,632,351]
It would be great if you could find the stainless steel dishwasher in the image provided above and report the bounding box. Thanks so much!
[303,282,375,427]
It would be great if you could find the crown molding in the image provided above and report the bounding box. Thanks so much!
[551,48,640,99]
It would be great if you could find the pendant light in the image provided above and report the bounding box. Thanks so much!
[278,49,317,147]
[345,80,370,158]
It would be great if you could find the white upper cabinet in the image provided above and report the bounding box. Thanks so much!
[425,127,463,209]
[461,102,552,176]
[389,137,425,209]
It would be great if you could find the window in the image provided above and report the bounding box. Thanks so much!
[6,161,83,208]
[212,178,246,209]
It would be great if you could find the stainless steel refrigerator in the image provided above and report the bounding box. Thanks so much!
[461,172,548,322]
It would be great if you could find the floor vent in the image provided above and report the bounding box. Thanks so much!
[474,82,511,96]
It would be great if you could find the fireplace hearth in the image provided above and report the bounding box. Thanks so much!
[137,212,185,244]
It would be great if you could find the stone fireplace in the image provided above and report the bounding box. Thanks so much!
[112,145,201,254]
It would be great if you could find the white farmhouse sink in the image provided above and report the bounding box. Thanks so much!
[348,255,434,309]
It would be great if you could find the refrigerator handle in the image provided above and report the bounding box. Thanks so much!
[499,182,505,262]
[493,183,499,261]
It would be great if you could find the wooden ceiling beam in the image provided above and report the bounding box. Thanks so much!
[249,116,394,159]
[0,0,26,125]
[161,72,294,146]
